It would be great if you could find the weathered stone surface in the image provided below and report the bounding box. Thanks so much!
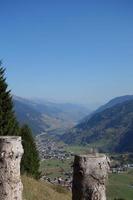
[0,136,24,200]
[72,154,110,200]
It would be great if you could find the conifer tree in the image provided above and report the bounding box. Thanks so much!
[0,61,40,178]
[20,124,40,179]
[0,61,19,135]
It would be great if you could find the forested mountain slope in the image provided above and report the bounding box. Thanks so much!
[61,100,133,153]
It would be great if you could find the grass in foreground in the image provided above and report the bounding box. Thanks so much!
[22,176,71,200]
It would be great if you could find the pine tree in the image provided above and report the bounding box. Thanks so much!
[0,61,19,135]
[20,124,40,179]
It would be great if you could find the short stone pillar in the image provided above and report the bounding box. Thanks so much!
[72,154,110,200]
[0,136,24,200]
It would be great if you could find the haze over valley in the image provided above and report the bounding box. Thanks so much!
[13,94,133,154]
[13,95,90,135]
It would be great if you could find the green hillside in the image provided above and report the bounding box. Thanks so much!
[61,100,133,153]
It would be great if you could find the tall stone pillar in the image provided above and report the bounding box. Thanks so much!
[72,154,110,200]
[0,136,24,200]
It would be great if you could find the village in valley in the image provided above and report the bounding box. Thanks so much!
[36,133,74,190]
[36,133,133,191]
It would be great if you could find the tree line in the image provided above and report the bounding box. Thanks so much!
[0,61,40,179]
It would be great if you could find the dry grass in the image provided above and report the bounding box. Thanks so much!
[22,176,72,200]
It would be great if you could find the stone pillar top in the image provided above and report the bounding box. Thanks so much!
[0,136,21,141]
[75,153,106,158]
[0,136,23,157]
[72,153,110,200]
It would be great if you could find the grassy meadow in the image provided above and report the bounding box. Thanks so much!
[22,176,71,200]
[40,158,73,178]
[107,169,133,200]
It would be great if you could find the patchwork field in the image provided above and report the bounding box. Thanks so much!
[40,158,73,178]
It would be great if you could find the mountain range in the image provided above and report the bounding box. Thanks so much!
[13,96,90,135]
[60,95,133,153]
[13,95,133,153]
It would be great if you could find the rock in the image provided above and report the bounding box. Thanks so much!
[0,136,24,200]
[72,154,110,200]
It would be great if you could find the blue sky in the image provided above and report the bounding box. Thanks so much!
[0,0,133,107]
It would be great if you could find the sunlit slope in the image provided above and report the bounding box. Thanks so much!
[22,176,71,200]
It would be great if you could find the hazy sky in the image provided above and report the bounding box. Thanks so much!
[0,0,133,107]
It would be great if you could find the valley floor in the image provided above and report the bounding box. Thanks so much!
[107,169,133,200]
